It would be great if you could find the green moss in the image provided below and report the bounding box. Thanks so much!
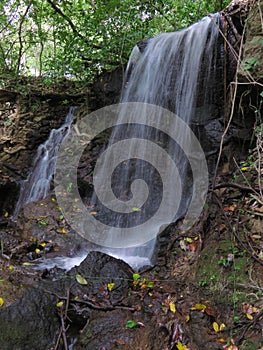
[241,339,262,350]
[195,239,253,305]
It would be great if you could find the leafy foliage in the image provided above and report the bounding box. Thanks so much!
[0,0,229,84]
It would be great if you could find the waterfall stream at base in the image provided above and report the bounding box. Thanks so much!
[13,107,76,218]
[17,14,224,271]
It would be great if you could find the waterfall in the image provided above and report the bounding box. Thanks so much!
[13,107,76,218]
[84,14,222,267]
[32,14,223,271]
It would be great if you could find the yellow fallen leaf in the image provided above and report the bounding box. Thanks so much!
[76,274,88,285]
[246,313,253,320]
[4,211,8,217]
[218,338,225,343]
[169,301,176,313]
[176,341,188,350]
[35,248,41,254]
[241,166,248,171]
[59,228,67,234]
[185,314,190,322]
[8,265,14,271]
[0,297,4,307]
[89,211,97,215]
[56,301,64,308]
[107,283,115,291]
[220,323,226,331]
[191,303,207,312]
[213,322,219,332]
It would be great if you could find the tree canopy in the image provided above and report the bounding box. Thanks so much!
[0,0,229,85]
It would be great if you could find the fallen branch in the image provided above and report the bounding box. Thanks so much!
[212,182,260,193]
[71,298,136,312]
[44,289,136,312]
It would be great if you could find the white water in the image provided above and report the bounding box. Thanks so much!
[23,15,223,271]
[87,14,222,267]
[13,107,76,217]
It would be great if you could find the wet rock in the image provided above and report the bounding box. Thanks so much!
[67,251,133,305]
[77,309,132,350]
[0,287,59,350]
[0,179,20,222]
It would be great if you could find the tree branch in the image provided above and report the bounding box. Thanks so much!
[46,0,102,49]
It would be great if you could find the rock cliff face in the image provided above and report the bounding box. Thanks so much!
[0,66,124,218]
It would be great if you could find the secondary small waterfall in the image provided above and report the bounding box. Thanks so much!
[13,107,76,218]
[83,14,223,267]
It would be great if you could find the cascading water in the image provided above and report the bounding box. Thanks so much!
[83,14,223,267]
[31,14,224,271]
[13,107,76,218]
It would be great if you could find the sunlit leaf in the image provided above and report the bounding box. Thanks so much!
[56,301,64,308]
[35,248,41,254]
[39,220,48,226]
[22,262,33,266]
[107,283,115,291]
[213,322,219,332]
[89,211,97,215]
[169,302,176,313]
[176,341,188,350]
[132,207,141,212]
[0,297,4,307]
[133,273,140,281]
[191,303,207,312]
[220,323,226,331]
[58,228,67,234]
[76,273,88,285]
[4,211,8,217]
[8,265,14,271]
[185,314,190,322]
[246,313,253,320]
[125,319,138,328]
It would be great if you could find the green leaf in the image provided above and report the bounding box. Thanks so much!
[133,273,140,281]
[76,273,88,285]
[125,319,138,328]
[39,220,48,226]
[132,207,141,212]
[107,283,115,291]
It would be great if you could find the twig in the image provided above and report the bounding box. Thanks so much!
[212,182,260,193]
[54,328,62,350]
[44,289,136,312]
[59,308,68,350]
[71,298,136,311]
